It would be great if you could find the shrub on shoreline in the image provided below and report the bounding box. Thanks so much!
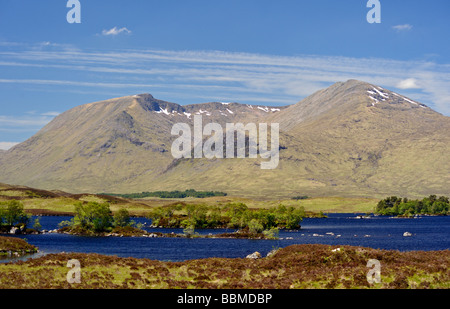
[58,202,144,236]
[0,200,32,234]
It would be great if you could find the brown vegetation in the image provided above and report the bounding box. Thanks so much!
[0,236,38,257]
[0,244,448,289]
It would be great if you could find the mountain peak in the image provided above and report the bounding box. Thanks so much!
[268,79,437,132]
[1,81,448,198]
[334,79,429,109]
[132,93,154,99]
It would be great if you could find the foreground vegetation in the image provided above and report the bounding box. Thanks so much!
[0,244,448,289]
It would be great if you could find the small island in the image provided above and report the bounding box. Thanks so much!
[0,200,41,235]
[0,236,38,258]
[57,202,148,237]
[375,195,449,217]
[54,201,310,240]
[147,202,308,239]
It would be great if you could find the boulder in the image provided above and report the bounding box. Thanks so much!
[9,227,20,235]
[246,252,262,259]
[266,249,279,258]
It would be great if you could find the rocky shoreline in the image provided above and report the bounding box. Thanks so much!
[53,228,278,240]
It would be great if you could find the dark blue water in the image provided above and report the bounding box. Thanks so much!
[3,214,449,262]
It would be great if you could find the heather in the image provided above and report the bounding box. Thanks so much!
[1,244,448,289]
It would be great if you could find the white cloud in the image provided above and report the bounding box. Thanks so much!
[392,24,413,32]
[40,111,60,117]
[397,78,421,89]
[0,115,53,127]
[101,27,132,36]
[0,142,19,151]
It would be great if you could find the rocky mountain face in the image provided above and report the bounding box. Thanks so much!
[0,80,448,198]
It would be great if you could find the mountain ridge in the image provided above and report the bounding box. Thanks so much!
[1,79,448,198]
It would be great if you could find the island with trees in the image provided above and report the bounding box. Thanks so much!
[0,200,40,235]
[375,195,449,217]
[58,201,146,236]
[54,201,308,239]
[147,202,306,239]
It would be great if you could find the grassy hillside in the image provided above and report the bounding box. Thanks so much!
[0,183,377,215]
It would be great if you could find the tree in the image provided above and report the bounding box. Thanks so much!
[0,207,5,226]
[248,219,264,234]
[0,200,30,227]
[71,201,114,232]
[33,218,42,231]
[284,207,304,230]
[225,203,249,229]
[114,208,132,228]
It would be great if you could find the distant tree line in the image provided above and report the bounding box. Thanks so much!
[375,195,449,216]
[104,189,227,199]
[291,195,309,200]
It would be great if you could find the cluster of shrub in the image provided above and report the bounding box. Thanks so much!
[291,195,309,200]
[0,200,40,234]
[375,195,449,216]
[105,189,227,199]
[58,202,142,235]
[148,203,306,237]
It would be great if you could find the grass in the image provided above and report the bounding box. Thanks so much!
[0,244,448,289]
[137,195,378,213]
[235,196,378,213]
[0,184,379,217]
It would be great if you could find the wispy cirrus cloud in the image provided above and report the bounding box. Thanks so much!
[0,113,60,146]
[392,24,413,32]
[0,114,56,127]
[0,43,449,115]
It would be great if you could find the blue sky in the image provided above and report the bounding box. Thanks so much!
[0,0,449,149]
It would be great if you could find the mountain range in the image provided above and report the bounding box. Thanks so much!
[1,79,449,198]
